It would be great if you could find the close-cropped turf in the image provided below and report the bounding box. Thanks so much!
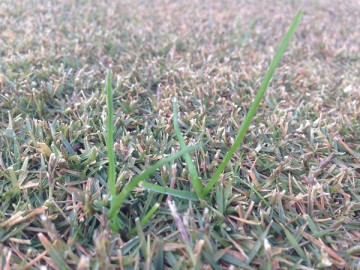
[0,0,359,269]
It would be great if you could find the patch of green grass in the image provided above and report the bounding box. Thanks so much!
[106,9,301,229]
[0,0,359,269]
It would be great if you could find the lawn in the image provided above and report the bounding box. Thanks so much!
[0,0,359,269]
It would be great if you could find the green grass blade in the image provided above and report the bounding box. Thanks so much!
[173,98,203,199]
[106,70,116,197]
[237,177,270,207]
[281,225,308,263]
[203,9,302,196]
[139,181,199,201]
[135,217,148,260]
[245,222,272,264]
[128,202,161,236]
[108,144,199,219]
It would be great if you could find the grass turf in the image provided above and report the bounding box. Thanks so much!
[0,0,359,269]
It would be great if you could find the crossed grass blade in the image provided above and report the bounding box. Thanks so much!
[139,181,199,201]
[107,145,199,229]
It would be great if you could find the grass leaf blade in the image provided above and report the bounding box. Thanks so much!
[106,70,116,197]
[140,181,199,201]
[173,98,203,198]
[203,9,302,196]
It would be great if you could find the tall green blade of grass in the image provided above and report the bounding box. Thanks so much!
[173,97,203,199]
[105,70,116,197]
[203,9,302,196]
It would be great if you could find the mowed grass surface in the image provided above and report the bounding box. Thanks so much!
[0,0,359,269]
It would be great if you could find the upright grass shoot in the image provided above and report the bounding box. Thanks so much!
[173,97,203,199]
[105,70,116,197]
[105,75,199,229]
[203,9,302,196]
